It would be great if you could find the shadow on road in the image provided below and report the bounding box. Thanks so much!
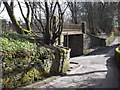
[61,70,107,77]
[85,44,120,56]
[102,56,120,88]
[61,56,120,88]
[61,47,120,88]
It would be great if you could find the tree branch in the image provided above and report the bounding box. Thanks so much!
[24,0,30,18]
[17,0,26,20]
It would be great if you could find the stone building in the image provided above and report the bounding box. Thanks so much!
[60,22,106,57]
[58,24,84,57]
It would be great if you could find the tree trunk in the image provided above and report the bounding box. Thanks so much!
[3,2,23,34]
[69,2,78,24]
[44,2,51,45]
[86,3,95,35]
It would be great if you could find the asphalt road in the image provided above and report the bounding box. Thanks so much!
[36,37,120,88]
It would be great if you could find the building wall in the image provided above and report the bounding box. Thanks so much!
[62,33,106,57]
[63,34,83,57]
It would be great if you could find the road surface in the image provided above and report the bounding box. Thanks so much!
[35,37,120,88]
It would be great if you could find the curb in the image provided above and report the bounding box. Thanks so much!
[21,76,60,88]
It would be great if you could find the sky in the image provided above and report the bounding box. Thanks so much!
[0,0,28,21]
[0,0,65,21]
[0,0,120,21]
[0,0,70,21]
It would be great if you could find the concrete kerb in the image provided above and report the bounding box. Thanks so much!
[21,76,60,88]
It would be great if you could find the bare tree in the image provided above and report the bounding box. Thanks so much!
[3,0,32,34]
[83,2,117,35]
[30,1,68,45]
[68,2,79,24]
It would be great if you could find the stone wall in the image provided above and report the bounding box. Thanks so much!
[83,34,106,53]
[89,35,106,48]
[1,44,70,88]
[83,34,91,50]
[50,47,71,74]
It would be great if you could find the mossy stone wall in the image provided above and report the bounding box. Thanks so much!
[1,47,70,88]
[50,47,70,74]
[0,31,71,88]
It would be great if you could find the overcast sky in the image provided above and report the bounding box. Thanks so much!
[0,0,69,21]
[0,0,29,21]
[0,0,65,21]
[0,0,120,21]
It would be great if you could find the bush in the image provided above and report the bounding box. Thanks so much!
[106,32,116,45]
[0,31,70,88]
[115,46,120,69]
[112,27,120,36]
[0,31,54,88]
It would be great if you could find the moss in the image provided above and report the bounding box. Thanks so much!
[2,46,70,88]
[116,46,120,53]
[106,32,116,45]
[61,59,70,72]
[115,46,120,68]
[60,48,70,72]
[50,47,70,74]
[1,31,71,88]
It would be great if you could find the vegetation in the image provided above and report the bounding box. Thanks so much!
[3,1,32,34]
[0,31,51,88]
[0,0,120,89]
[115,46,120,69]
[1,31,35,52]
[1,1,70,88]
[67,2,120,35]
[3,1,68,45]
[106,32,116,46]
[29,2,68,45]
[106,27,120,45]
[0,31,70,88]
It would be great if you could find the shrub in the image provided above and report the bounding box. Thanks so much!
[115,46,120,69]
[0,31,70,88]
[112,27,120,36]
[106,32,116,45]
[0,31,54,88]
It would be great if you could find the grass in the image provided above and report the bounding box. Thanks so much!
[0,31,55,88]
[0,30,70,88]
[0,31,37,53]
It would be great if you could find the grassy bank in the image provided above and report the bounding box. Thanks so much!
[0,31,70,88]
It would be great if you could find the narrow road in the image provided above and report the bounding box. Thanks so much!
[36,37,120,88]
